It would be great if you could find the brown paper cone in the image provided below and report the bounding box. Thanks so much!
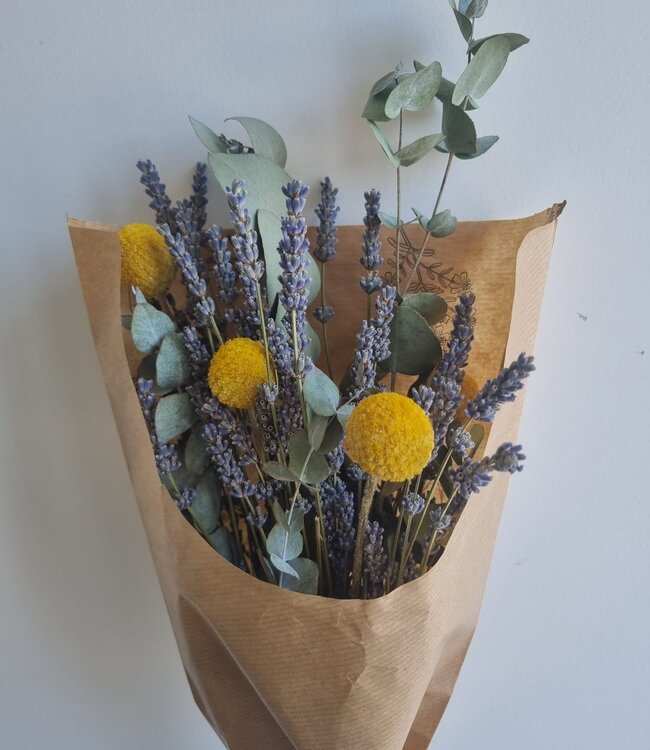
[68,204,562,750]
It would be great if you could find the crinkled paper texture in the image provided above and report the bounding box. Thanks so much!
[69,205,561,750]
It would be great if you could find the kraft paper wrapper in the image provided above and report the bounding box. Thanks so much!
[68,205,561,750]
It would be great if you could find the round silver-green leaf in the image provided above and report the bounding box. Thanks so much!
[452,35,510,106]
[226,116,287,168]
[384,61,442,119]
[131,302,175,354]
[155,393,196,443]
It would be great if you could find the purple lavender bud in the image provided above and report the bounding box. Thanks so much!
[137,159,175,229]
[492,443,525,473]
[321,478,356,597]
[372,285,396,363]
[439,292,475,385]
[205,224,238,306]
[447,425,475,457]
[363,521,387,598]
[430,375,462,457]
[402,492,425,516]
[247,505,268,529]
[411,385,436,415]
[449,456,493,501]
[313,304,335,324]
[173,486,195,512]
[191,162,208,232]
[359,189,383,294]
[466,353,536,423]
[314,177,339,263]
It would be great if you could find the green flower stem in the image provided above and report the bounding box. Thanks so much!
[420,486,458,576]
[396,513,413,587]
[290,310,308,424]
[366,293,372,324]
[400,151,454,297]
[351,475,380,597]
[319,261,334,379]
[227,495,245,568]
[314,487,333,595]
[208,315,224,347]
[386,510,404,593]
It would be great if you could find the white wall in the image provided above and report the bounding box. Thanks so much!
[1,1,648,748]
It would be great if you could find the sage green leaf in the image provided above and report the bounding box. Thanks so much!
[280,557,319,594]
[307,414,330,450]
[389,306,442,375]
[402,293,448,324]
[208,527,235,563]
[270,554,299,578]
[442,103,477,154]
[304,321,321,364]
[131,302,175,354]
[469,33,529,54]
[208,152,290,217]
[257,209,321,311]
[435,77,455,103]
[138,354,173,395]
[304,367,340,416]
[190,469,220,535]
[272,500,290,531]
[452,35,510,106]
[462,0,488,18]
[427,209,458,238]
[436,134,499,159]
[189,115,227,153]
[367,121,399,168]
[185,425,210,476]
[226,116,287,168]
[268,524,303,562]
[156,333,190,389]
[362,92,392,122]
[263,461,299,483]
[378,211,401,229]
[155,393,196,443]
[121,315,132,330]
[318,419,343,454]
[337,403,354,428]
[133,287,147,305]
[370,68,400,96]
[384,61,442,119]
[288,429,311,474]
[301,453,330,485]
[453,9,473,41]
[395,133,445,167]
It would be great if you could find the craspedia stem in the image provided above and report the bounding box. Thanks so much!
[351,475,379,597]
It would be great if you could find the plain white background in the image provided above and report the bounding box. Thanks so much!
[1,1,648,748]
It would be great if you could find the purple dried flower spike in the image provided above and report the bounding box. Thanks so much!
[360,189,383,294]
[136,159,175,229]
[191,162,208,232]
[466,353,536,422]
[314,177,339,264]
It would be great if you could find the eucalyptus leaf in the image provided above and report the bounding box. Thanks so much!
[189,115,227,153]
[318,419,343,454]
[131,302,175,354]
[272,499,290,531]
[395,133,445,167]
[402,293,448,324]
[208,527,235,563]
[288,429,311,474]
[442,103,477,154]
[279,557,319,594]
[384,61,442,119]
[452,35,511,106]
[154,393,196,443]
[156,333,191,389]
[462,0,488,19]
[304,367,340,416]
[427,209,458,238]
[185,425,210,476]
[208,152,290,218]
[367,121,399,168]
[226,116,287,168]
[370,68,400,97]
[361,92,392,122]
[435,77,456,103]
[304,321,322,364]
[257,209,321,311]
[436,134,499,159]
[137,354,173,395]
[263,461,300,483]
[270,554,299,578]
[377,211,401,229]
[267,524,303,562]
[133,287,147,305]
[190,469,220,535]
[121,315,132,330]
[469,33,529,54]
[453,9,473,41]
[389,306,442,375]
[300,453,330,485]
[307,414,330,450]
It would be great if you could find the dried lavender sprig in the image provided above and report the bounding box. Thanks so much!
[466,353,536,423]
[136,159,175,230]
[363,521,387,599]
[191,162,208,232]
[181,325,210,378]
[372,285,396,363]
[320,478,356,597]
[431,374,462,457]
[349,286,396,393]
[225,180,265,337]
[136,378,193,512]
[438,292,475,385]
[359,189,383,297]
[158,224,222,346]
[314,177,340,263]
[205,224,238,306]
[278,180,312,359]
[174,198,202,263]
[267,318,304,447]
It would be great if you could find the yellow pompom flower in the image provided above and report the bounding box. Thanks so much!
[208,338,268,409]
[119,223,176,298]
[344,392,434,482]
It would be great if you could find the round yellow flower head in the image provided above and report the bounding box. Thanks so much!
[208,338,268,409]
[344,392,434,482]
[118,223,176,298]
[454,373,478,422]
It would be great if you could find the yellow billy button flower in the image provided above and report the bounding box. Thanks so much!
[344,392,434,483]
[118,223,176,298]
[208,338,268,409]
